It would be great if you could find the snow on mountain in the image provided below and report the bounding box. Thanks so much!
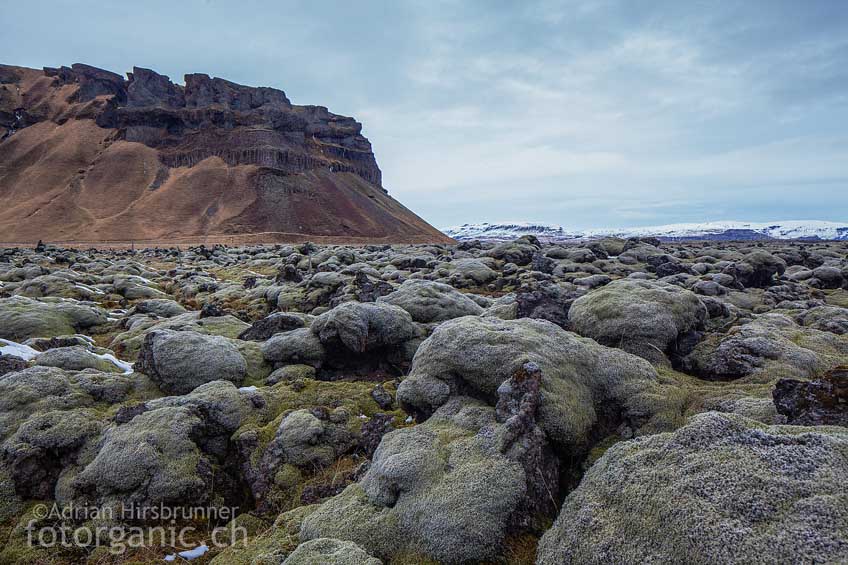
[443,220,848,241]
[442,222,580,240]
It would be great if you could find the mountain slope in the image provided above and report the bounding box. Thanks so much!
[444,220,848,241]
[0,63,451,244]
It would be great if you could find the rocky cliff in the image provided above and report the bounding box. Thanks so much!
[0,63,450,244]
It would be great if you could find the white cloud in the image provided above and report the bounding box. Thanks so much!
[2,0,846,227]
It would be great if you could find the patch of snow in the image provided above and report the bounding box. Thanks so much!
[0,339,40,361]
[127,274,162,287]
[74,282,105,295]
[443,220,848,241]
[92,352,134,374]
[238,386,258,393]
[164,544,209,561]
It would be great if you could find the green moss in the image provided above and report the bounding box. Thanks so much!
[583,435,622,471]
[228,378,405,517]
[256,378,405,432]
[389,553,441,565]
[500,532,541,565]
[824,288,848,308]
[0,303,76,340]
[217,513,272,546]
[195,315,250,339]
[0,505,86,564]
[233,341,272,384]
[209,505,318,565]
[646,366,779,430]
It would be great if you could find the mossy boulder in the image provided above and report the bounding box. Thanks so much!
[233,378,405,514]
[568,279,707,364]
[1,408,102,499]
[378,279,483,323]
[135,329,247,394]
[0,297,107,341]
[683,313,848,381]
[238,312,309,341]
[723,250,787,288]
[443,258,498,286]
[70,381,254,510]
[301,396,554,564]
[70,405,209,508]
[795,305,848,335]
[311,301,418,354]
[536,411,848,564]
[267,364,317,385]
[265,409,355,468]
[485,238,540,266]
[130,298,187,318]
[284,538,382,564]
[262,328,327,368]
[110,312,250,360]
[34,346,123,373]
[397,316,661,451]
[209,504,318,565]
[0,366,149,441]
[13,273,101,301]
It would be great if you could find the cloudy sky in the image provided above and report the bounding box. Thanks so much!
[3,0,847,229]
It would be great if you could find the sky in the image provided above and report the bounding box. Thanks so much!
[2,0,847,229]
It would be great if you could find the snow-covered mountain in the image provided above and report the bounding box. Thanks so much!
[443,220,848,242]
[443,222,582,241]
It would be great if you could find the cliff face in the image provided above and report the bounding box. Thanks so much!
[0,63,450,244]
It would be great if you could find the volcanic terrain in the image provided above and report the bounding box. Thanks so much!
[0,63,450,245]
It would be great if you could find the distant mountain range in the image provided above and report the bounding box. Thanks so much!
[443,220,848,242]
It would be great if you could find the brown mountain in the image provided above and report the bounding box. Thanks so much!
[0,63,451,245]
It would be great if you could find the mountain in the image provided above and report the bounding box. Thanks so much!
[444,220,848,242]
[0,63,451,244]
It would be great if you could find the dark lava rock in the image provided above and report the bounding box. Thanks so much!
[773,366,848,426]
[514,282,574,329]
[276,264,303,283]
[624,236,661,249]
[351,271,394,303]
[655,261,690,278]
[530,252,556,274]
[238,312,306,341]
[811,266,844,289]
[457,240,482,251]
[0,354,27,377]
[199,303,227,318]
[370,384,394,410]
[724,251,787,288]
[300,460,368,506]
[495,362,560,531]
[127,66,185,108]
[359,413,394,457]
[115,403,150,424]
